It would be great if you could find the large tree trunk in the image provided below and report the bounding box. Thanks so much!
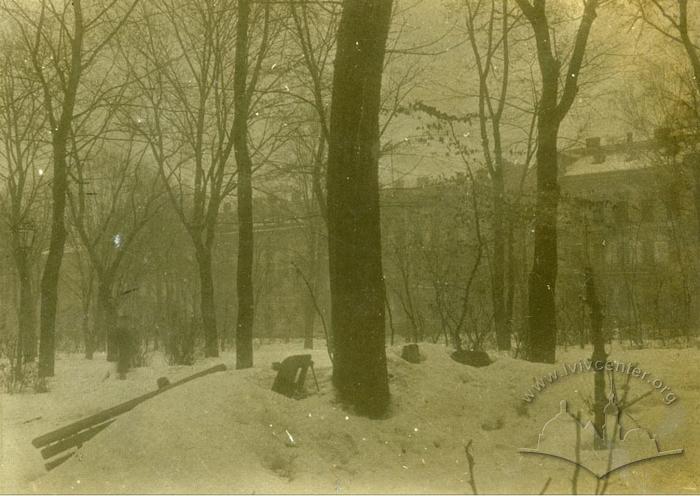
[195,245,219,357]
[36,0,86,379]
[526,41,561,364]
[233,0,254,369]
[38,141,69,377]
[527,118,560,363]
[515,0,599,364]
[326,0,393,418]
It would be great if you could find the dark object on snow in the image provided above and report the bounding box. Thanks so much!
[401,343,421,363]
[271,354,319,398]
[32,363,227,471]
[157,377,171,389]
[451,349,492,367]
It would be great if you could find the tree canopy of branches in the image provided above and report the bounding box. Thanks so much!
[67,138,163,360]
[0,34,48,368]
[2,0,139,376]
[631,0,700,247]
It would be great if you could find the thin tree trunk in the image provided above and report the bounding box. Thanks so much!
[83,309,94,359]
[81,270,95,359]
[195,245,219,357]
[303,219,321,350]
[97,279,117,362]
[16,250,37,363]
[492,170,509,350]
[326,0,393,418]
[585,266,606,449]
[233,0,254,369]
[505,213,516,337]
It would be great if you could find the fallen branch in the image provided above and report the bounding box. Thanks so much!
[465,439,478,494]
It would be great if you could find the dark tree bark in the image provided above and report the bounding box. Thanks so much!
[195,245,219,358]
[514,0,599,363]
[303,223,321,350]
[79,267,95,359]
[38,137,70,377]
[97,279,117,361]
[326,0,393,418]
[492,169,509,351]
[83,309,94,359]
[15,249,37,363]
[233,0,255,369]
[584,266,606,449]
[526,119,560,363]
[34,0,86,378]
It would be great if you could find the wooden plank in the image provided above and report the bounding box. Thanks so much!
[32,363,227,449]
[45,451,76,471]
[40,419,116,460]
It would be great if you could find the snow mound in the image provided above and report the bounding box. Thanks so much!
[27,344,699,494]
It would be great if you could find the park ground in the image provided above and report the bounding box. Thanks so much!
[1,340,699,494]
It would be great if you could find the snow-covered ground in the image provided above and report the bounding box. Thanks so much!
[1,340,698,494]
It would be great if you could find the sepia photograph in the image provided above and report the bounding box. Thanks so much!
[0,0,698,493]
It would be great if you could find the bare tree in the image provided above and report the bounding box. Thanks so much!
[631,2,700,334]
[327,0,393,417]
[124,0,239,358]
[125,0,282,362]
[514,0,601,363]
[63,233,96,358]
[461,0,538,351]
[632,0,700,96]
[287,0,425,355]
[66,136,163,361]
[3,0,140,377]
[233,0,275,369]
[0,35,48,367]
